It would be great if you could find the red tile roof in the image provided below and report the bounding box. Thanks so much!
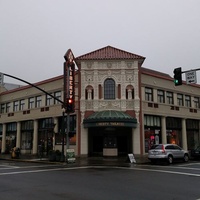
[76,46,145,61]
[141,67,172,79]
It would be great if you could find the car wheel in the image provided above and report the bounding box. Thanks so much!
[183,154,189,162]
[150,160,156,164]
[167,155,173,164]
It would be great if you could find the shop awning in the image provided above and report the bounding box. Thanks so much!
[83,110,137,128]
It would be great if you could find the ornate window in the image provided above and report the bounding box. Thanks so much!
[104,78,115,99]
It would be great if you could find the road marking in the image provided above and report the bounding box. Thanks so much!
[141,164,200,171]
[0,164,58,170]
[0,164,19,169]
[0,166,89,176]
[116,166,200,177]
[0,166,200,177]
[180,162,200,166]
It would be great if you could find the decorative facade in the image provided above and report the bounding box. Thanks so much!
[0,46,200,158]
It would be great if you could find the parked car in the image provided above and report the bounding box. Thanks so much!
[191,146,200,159]
[148,144,189,164]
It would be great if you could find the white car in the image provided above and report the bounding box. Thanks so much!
[148,144,189,164]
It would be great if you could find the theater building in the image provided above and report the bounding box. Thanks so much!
[0,46,200,157]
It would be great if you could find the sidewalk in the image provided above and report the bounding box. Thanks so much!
[0,153,150,166]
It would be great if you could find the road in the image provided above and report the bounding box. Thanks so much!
[0,160,200,200]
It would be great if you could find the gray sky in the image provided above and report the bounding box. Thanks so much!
[1,0,200,84]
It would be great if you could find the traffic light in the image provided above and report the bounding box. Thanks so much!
[66,98,74,113]
[173,67,182,86]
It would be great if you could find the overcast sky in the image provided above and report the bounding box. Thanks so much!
[1,0,200,84]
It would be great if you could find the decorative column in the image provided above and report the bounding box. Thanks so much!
[16,122,21,148]
[161,116,167,144]
[1,124,6,153]
[133,124,140,154]
[32,120,38,154]
[182,118,188,150]
[80,111,88,156]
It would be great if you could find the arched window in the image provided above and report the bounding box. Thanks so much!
[104,78,115,99]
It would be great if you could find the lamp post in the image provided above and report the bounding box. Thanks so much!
[66,112,70,150]
[61,108,65,162]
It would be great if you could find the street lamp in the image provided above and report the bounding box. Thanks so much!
[61,108,66,162]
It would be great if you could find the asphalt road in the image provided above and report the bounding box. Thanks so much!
[0,161,200,200]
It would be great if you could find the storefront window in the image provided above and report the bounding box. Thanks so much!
[21,121,33,151]
[166,117,182,146]
[38,118,54,154]
[166,130,182,146]
[55,115,76,145]
[6,122,17,153]
[145,129,161,152]
[186,119,199,149]
[144,115,161,153]
[21,132,32,150]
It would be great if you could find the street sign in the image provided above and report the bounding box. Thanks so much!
[128,153,136,163]
[0,73,4,85]
[185,70,197,84]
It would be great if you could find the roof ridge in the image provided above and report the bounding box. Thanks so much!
[76,46,145,61]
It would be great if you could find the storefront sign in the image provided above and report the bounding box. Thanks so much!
[96,122,125,127]
[66,149,76,163]
[128,153,136,163]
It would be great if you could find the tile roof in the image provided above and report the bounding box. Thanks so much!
[76,46,145,61]
[141,67,172,79]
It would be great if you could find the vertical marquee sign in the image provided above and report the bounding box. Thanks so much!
[64,49,75,113]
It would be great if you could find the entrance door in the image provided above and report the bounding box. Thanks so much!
[88,127,132,157]
[118,135,128,156]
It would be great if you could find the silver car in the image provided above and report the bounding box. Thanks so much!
[148,144,189,164]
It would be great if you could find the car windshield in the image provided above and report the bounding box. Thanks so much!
[150,144,163,150]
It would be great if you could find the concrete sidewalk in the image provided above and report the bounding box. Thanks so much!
[0,153,150,166]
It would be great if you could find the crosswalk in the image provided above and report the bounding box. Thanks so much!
[1,160,200,177]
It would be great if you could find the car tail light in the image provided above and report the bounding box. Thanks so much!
[162,145,165,154]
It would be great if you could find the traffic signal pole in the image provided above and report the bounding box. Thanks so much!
[182,68,200,73]
[2,73,64,104]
